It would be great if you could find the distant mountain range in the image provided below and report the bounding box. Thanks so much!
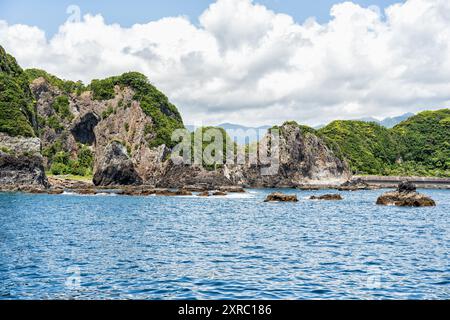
[186,123,271,144]
[186,113,416,142]
[314,112,415,129]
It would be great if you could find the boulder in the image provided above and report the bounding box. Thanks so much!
[75,188,97,195]
[264,192,298,202]
[310,194,343,201]
[212,191,227,196]
[197,191,210,197]
[176,189,193,196]
[47,188,64,195]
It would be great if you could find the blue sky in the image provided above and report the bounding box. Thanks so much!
[3,0,445,126]
[0,0,402,36]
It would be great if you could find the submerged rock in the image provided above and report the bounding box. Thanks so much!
[310,194,343,201]
[212,191,227,196]
[264,192,298,202]
[75,188,97,195]
[376,182,435,207]
[175,189,193,196]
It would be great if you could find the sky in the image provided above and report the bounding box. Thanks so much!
[1,0,449,127]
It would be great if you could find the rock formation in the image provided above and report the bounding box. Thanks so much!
[264,192,299,202]
[227,122,351,188]
[310,194,343,201]
[338,178,371,191]
[93,141,142,186]
[1,46,352,190]
[376,182,436,207]
[0,133,48,188]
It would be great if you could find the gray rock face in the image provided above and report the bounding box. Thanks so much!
[0,134,48,188]
[93,141,142,186]
[156,158,234,189]
[398,181,416,193]
[227,123,350,188]
[27,78,351,188]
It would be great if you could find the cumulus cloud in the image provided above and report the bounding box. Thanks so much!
[1,0,450,126]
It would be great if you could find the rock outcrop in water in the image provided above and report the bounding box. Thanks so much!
[376,182,436,207]
[310,194,343,201]
[264,192,299,202]
[338,178,372,191]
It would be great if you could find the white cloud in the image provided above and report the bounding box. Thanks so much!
[1,0,450,126]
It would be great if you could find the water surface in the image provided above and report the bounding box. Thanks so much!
[0,189,449,299]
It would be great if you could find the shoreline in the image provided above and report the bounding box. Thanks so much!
[1,174,450,196]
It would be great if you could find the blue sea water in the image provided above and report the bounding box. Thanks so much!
[0,189,449,300]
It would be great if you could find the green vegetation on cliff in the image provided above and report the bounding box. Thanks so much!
[25,68,85,95]
[48,144,94,176]
[0,46,36,137]
[318,121,400,175]
[392,109,450,176]
[317,109,450,177]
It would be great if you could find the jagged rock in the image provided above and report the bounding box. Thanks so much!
[398,181,416,193]
[157,158,234,189]
[264,192,298,202]
[47,188,64,195]
[310,194,343,201]
[176,189,193,196]
[182,185,209,192]
[218,186,245,193]
[75,188,97,195]
[48,176,93,189]
[376,191,436,207]
[93,141,142,186]
[212,191,227,196]
[338,178,371,191]
[0,134,48,188]
[376,183,435,207]
[297,185,320,190]
[18,185,47,194]
[227,122,350,187]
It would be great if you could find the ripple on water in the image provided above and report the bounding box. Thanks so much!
[0,189,448,299]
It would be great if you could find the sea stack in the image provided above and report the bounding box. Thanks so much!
[376,181,436,207]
